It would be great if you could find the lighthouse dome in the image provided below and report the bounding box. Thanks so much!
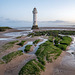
[33,8,37,14]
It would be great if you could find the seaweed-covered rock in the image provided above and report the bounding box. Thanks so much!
[31,25,39,29]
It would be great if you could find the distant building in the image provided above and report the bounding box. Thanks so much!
[32,8,39,29]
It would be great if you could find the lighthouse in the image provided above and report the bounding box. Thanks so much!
[32,8,39,29]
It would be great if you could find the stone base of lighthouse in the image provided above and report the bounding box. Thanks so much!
[31,25,39,29]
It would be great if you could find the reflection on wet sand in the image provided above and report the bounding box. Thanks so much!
[53,36,75,75]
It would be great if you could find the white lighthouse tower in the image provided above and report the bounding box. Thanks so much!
[32,8,39,29]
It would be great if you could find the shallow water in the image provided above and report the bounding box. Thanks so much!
[29,38,48,54]
[0,38,14,40]
[0,29,32,41]
[42,29,70,30]
[67,36,75,54]
[62,36,75,68]
[18,37,48,54]
[18,41,33,53]
[15,27,31,30]
[53,36,75,75]
[4,30,32,37]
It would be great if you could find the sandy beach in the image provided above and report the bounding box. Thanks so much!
[53,52,75,75]
[41,36,75,75]
[0,54,36,75]
[41,52,75,75]
[41,51,66,75]
[0,28,75,75]
[33,27,75,31]
[0,28,47,75]
[0,0,75,74]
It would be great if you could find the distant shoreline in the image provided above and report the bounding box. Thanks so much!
[40,27,75,29]
[0,26,75,31]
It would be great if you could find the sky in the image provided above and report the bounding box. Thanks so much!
[0,0,75,27]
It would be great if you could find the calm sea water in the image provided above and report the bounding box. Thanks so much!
[0,22,75,28]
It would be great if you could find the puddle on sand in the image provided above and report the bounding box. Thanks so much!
[0,38,14,41]
[0,30,32,41]
[18,38,48,54]
[61,36,75,69]
[3,30,32,37]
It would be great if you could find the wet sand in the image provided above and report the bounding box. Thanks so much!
[41,52,75,75]
[33,27,75,31]
[0,29,25,38]
[41,36,75,75]
[0,37,38,75]
[53,52,75,75]
[0,28,75,75]
[40,27,75,30]
[0,54,36,75]
[53,36,75,75]
[0,30,46,75]
[41,51,66,75]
